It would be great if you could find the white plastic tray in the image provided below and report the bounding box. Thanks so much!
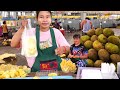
[76,67,119,79]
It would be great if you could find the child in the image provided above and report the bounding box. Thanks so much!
[68,34,88,68]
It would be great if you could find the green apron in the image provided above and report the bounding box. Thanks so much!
[31,26,62,72]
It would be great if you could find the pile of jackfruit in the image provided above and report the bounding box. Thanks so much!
[60,59,76,73]
[81,28,120,69]
[0,64,31,79]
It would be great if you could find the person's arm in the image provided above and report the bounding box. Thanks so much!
[54,29,70,55]
[72,55,80,58]
[79,53,88,59]
[80,20,84,30]
[55,46,70,55]
[79,48,88,59]
[11,26,24,48]
[11,20,28,48]
[90,21,93,29]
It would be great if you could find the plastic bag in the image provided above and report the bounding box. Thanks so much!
[21,19,38,57]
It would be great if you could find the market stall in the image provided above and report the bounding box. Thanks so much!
[0,52,119,79]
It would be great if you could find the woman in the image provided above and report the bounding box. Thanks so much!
[11,11,70,72]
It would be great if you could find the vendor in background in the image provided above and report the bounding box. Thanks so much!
[11,11,70,72]
[2,21,8,40]
[53,19,61,29]
[81,17,93,35]
[0,24,2,37]
[68,34,88,68]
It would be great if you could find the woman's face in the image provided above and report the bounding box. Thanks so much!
[37,11,51,29]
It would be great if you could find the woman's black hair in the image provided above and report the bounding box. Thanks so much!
[36,11,52,18]
[73,34,80,39]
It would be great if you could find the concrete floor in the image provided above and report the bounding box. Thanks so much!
[0,28,120,66]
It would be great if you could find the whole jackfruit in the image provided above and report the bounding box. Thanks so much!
[105,43,119,54]
[88,48,98,62]
[80,35,90,44]
[98,49,110,62]
[87,29,95,36]
[108,35,120,46]
[93,40,104,51]
[103,28,114,37]
[98,34,107,44]
[86,59,94,67]
[84,40,93,49]
[94,60,104,67]
[110,54,120,63]
[91,35,98,42]
[95,28,103,36]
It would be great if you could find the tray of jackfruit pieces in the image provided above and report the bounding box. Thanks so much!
[0,53,17,65]
[0,64,31,79]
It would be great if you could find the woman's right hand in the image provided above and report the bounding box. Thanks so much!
[19,20,28,32]
[21,19,28,28]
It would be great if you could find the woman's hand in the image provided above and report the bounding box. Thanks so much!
[68,54,74,58]
[73,55,80,58]
[21,19,28,28]
[55,47,64,56]
[11,20,28,48]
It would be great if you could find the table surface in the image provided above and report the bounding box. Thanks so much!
[27,67,119,79]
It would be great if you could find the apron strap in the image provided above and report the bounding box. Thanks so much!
[50,28,57,48]
[50,28,62,70]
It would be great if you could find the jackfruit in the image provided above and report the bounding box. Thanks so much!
[95,28,103,36]
[86,59,94,67]
[94,60,104,67]
[98,49,110,62]
[80,35,90,44]
[98,34,107,44]
[84,40,93,49]
[88,48,98,62]
[91,35,98,42]
[108,36,120,46]
[105,43,119,54]
[87,29,95,36]
[110,54,120,63]
[103,28,114,37]
[93,40,104,51]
